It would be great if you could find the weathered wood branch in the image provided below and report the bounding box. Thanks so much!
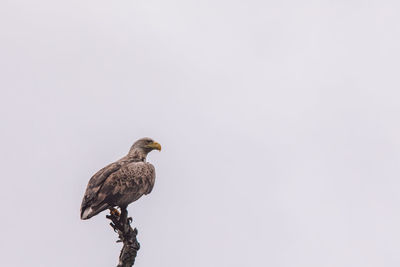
[106,208,140,267]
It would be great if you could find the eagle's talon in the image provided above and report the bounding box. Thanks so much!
[109,222,119,232]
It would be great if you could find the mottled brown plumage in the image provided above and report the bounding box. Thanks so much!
[80,138,161,220]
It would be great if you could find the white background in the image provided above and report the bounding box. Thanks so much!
[1,1,399,266]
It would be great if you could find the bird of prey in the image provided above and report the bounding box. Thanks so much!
[80,137,161,220]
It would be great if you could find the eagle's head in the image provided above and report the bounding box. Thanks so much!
[129,137,161,158]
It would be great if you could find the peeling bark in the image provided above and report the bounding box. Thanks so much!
[106,209,140,267]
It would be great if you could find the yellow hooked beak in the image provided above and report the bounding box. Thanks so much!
[146,141,162,151]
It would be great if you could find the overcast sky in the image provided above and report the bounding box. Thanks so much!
[1,0,400,266]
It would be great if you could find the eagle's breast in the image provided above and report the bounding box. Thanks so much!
[104,161,156,206]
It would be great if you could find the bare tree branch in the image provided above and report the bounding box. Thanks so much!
[106,208,140,267]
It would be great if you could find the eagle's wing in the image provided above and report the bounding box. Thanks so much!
[81,161,155,219]
[80,161,122,219]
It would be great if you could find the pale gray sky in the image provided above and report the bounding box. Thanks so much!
[1,0,400,266]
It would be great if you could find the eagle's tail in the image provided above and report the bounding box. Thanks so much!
[80,203,110,220]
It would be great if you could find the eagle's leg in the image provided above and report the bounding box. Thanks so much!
[109,207,120,217]
[107,208,122,233]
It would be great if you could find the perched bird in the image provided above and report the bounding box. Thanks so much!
[80,137,161,220]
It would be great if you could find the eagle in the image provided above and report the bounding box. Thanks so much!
[80,137,161,220]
